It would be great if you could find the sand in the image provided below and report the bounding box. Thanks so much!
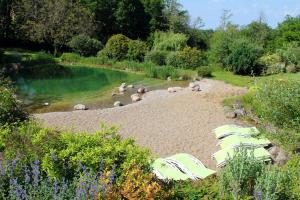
[35,79,247,169]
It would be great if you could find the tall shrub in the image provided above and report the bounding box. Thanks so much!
[103,34,130,61]
[68,34,103,56]
[126,40,148,62]
[152,31,188,51]
[226,39,264,75]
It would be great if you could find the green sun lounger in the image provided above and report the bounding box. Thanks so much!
[165,153,216,179]
[218,135,271,149]
[152,158,191,181]
[214,124,260,139]
[212,147,271,168]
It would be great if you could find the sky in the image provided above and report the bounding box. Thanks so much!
[179,0,300,29]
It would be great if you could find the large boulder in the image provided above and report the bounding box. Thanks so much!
[131,94,141,102]
[119,83,127,93]
[74,104,87,110]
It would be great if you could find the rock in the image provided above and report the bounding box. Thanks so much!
[189,82,196,88]
[269,146,289,166]
[74,104,87,110]
[111,93,117,97]
[119,86,126,93]
[137,87,146,94]
[168,87,183,93]
[233,100,243,109]
[192,85,201,92]
[234,108,246,117]
[167,76,172,81]
[226,112,236,119]
[131,94,141,102]
[120,83,126,87]
[178,77,183,81]
[43,102,49,106]
[128,85,134,88]
[114,101,123,107]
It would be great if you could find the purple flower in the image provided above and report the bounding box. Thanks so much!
[109,164,116,185]
[0,160,5,176]
[53,180,59,199]
[15,185,26,200]
[254,190,263,199]
[31,160,40,186]
[51,152,57,161]
[23,166,30,184]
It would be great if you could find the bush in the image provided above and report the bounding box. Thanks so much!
[23,52,55,66]
[259,53,285,75]
[68,34,103,56]
[254,167,293,200]
[126,40,148,62]
[197,66,212,77]
[167,47,205,69]
[60,53,81,63]
[152,31,188,51]
[168,178,220,200]
[144,65,178,80]
[255,79,300,130]
[103,34,130,61]
[0,86,28,126]
[144,50,169,66]
[226,39,264,75]
[219,147,265,199]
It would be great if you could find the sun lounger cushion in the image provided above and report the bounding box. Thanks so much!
[218,135,271,149]
[212,147,271,168]
[166,153,216,179]
[152,158,190,181]
[214,124,260,139]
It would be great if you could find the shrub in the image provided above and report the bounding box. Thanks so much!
[144,50,169,66]
[126,40,148,62]
[0,86,28,126]
[255,79,300,129]
[167,47,205,69]
[259,53,285,75]
[60,53,81,63]
[276,43,299,66]
[152,31,188,51]
[197,66,212,77]
[254,167,293,200]
[219,147,265,199]
[168,178,220,200]
[68,34,103,56]
[144,65,178,80]
[103,34,130,61]
[23,52,55,66]
[226,39,264,75]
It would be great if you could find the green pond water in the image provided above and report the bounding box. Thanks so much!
[16,65,178,113]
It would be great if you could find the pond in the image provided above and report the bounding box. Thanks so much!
[15,65,183,113]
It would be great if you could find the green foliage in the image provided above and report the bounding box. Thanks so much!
[242,21,272,48]
[144,50,169,66]
[197,66,212,77]
[0,122,151,180]
[22,51,55,66]
[274,16,300,47]
[60,53,81,62]
[126,40,148,62]
[144,64,179,80]
[254,167,293,200]
[103,34,130,61]
[152,31,188,51]
[168,178,220,200]
[226,39,264,75]
[259,53,285,75]
[219,147,265,199]
[255,79,300,130]
[0,86,28,126]
[14,0,94,54]
[68,34,103,56]
[166,47,205,69]
[276,43,299,66]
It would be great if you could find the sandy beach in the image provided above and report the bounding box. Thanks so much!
[35,79,247,169]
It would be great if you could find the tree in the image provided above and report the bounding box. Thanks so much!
[0,0,14,40]
[219,9,233,31]
[115,0,150,39]
[163,0,189,33]
[13,0,94,55]
[242,21,272,48]
[274,15,300,47]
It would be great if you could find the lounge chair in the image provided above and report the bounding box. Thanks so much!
[152,158,191,181]
[217,135,271,149]
[165,153,216,179]
[214,124,260,139]
[212,147,271,168]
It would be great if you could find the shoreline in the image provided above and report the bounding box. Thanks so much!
[35,79,247,169]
